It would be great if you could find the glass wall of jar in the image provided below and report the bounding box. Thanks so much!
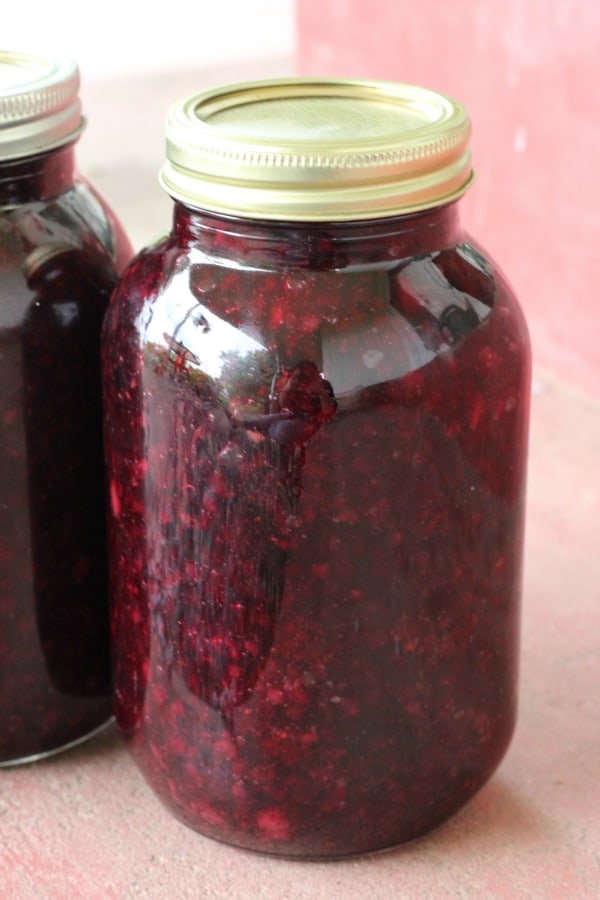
[0,51,133,765]
[102,79,531,857]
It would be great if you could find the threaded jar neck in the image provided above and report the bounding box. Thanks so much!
[0,144,76,206]
[171,201,463,271]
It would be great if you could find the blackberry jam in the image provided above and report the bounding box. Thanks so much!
[103,79,530,856]
[0,51,132,764]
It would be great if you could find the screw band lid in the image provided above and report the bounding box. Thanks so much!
[160,77,473,221]
[0,50,84,161]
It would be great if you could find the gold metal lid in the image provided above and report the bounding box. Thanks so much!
[0,50,84,161]
[160,77,474,221]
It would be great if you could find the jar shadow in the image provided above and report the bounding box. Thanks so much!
[31,718,125,771]
[202,775,547,864]
[367,776,547,862]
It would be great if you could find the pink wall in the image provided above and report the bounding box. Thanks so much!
[297,0,600,398]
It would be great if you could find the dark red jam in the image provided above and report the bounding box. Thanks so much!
[103,202,530,857]
[0,145,132,764]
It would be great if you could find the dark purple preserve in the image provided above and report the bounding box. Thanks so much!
[103,79,530,857]
[0,52,132,764]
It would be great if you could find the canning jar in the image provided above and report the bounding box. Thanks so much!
[0,51,132,765]
[103,78,530,857]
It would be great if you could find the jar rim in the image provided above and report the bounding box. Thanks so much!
[0,50,84,161]
[160,77,474,222]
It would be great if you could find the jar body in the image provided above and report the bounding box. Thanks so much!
[0,145,132,764]
[103,202,530,857]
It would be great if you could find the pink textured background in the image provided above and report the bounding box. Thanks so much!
[297,0,600,399]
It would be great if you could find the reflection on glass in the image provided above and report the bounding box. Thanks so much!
[145,307,336,723]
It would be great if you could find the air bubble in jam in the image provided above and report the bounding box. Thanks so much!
[103,203,530,857]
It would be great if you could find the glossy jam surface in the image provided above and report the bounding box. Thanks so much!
[103,204,530,856]
[0,146,132,764]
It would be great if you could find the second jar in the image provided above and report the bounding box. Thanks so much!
[102,78,531,857]
[0,50,132,765]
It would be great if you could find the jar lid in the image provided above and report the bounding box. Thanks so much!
[160,77,473,221]
[0,50,84,161]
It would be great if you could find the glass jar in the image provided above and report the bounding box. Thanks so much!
[0,51,133,765]
[103,78,530,857]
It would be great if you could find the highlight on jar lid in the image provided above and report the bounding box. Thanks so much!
[0,50,83,161]
[160,77,474,221]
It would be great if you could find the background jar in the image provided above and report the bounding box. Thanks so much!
[102,78,531,857]
[0,51,132,765]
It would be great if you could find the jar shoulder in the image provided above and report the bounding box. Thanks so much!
[104,235,176,328]
[103,227,531,372]
[71,176,133,272]
[463,234,530,348]
[1,179,125,257]
[0,181,132,332]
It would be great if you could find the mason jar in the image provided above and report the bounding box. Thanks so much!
[102,78,530,857]
[0,50,132,765]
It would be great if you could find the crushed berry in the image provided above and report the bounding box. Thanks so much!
[0,146,132,764]
[103,202,530,857]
